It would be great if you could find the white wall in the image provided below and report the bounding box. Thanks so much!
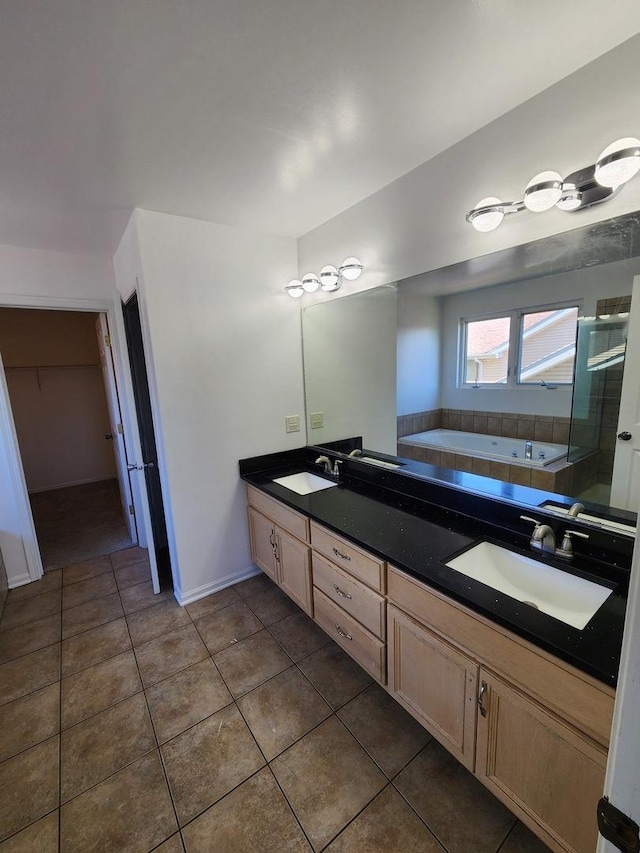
[397,283,440,416]
[303,284,397,454]
[440,258,640,416]
[129,210,302,603]
[297,35,640,293]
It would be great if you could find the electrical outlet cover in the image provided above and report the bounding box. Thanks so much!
[285,416,300,433]
[310,412,324,429]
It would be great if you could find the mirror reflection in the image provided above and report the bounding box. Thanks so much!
[302,214,640,525]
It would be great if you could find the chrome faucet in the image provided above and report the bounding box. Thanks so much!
[567,502,585,518]
[348,449,363,458]
[315,455,341,479]
[524,441,533,460]
[520,515,555,554]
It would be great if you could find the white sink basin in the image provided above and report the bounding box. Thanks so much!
[446,541,613,630]
[272,472,338,496]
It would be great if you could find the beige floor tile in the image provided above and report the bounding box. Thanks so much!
[501,822,553,853]
[6,570,61,602]
[62,555,113,586]
[110,547,150,573]
[161,704,265,826]
[119,580,173,614]
[0,645,61,707]
[245,586,299,626]
[113,561,152,590]
[0,684,59,763]
[271,716,386,851]
[337,683,431,777]
[61,693,155,801]
[268,611,330,662]
[0,590,62,631]
[135,623,208,687]
[0,615,61,666]
[60,751,177,853]
[213,629,292,697]
[61,592,124,639]
[182,767,310,853]
[155,835,184,853]
[298,642,372,710]
[0,737,59,842]
[237,666,331,760]
[61,649,141,728]
[0,810,58,852]
[62,572,117,610]
[394,741,516,853]
[194,600,262,655]
[61,617,131,677]
[126,599,191,646]
[326,785,444,852]
[233,573,275,600]
[185,585,239,621]
[146,658,232,744]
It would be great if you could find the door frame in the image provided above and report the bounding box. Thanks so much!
[0,292,150,586]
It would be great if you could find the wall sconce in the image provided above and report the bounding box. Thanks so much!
[466,137,640,232]
[285,257,364,298]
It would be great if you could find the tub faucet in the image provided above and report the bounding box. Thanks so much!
[524,441,533,460]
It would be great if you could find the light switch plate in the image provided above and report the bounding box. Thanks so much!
[285,415,300,433]
[310,412,324,429]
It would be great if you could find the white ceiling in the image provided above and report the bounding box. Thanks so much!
[2,0,640,254]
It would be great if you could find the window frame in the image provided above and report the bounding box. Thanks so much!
[458,299,582,390]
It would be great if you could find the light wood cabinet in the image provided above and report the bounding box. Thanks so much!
[387,604,478,770]
[247,495,312,616]
[476,670,607,853]
[312,552,386,638]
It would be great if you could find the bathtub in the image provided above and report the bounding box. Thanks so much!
[398,429,567,468]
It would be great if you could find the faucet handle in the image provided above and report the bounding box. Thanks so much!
[520,515,540,527]
[563,529,589,540]
[557,528,589,558]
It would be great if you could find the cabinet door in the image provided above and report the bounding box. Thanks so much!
[476,669,607,853]
[277,527,312,616]
[387,605,478,770]
[248,507,278,583]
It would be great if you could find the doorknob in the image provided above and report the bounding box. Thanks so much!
[618,431,632,441]
[126,464,138,471]
[127,462,156,471]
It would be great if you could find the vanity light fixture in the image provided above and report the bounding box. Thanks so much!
[285,258,364,297]
[467,136,640,232]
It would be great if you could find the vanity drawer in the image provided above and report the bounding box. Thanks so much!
[246,486,309,542]
[310,522,385,592]
[312,552,385,639]
[313,587,386,684]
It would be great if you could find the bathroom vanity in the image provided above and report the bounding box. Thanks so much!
[240,446,630,853]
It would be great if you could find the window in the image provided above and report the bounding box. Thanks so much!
[460,304,580,387]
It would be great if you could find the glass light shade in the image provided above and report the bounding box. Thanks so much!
[595,137,640,188]
[469,197,504,232]
[285,280,304,298]
[301,273,320,293]
[556,183,582,212]
[320,265,340,291]
[523,171,563,212]
[340,258,364,281]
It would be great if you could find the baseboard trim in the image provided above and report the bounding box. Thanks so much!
[175,565,261,606]
[8,571,35,590]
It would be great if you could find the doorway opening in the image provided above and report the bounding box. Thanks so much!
[0,307,136,570]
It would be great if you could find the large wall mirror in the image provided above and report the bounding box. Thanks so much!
[302,212,640,526]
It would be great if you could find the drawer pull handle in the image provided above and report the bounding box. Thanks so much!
[335,624,353,641]
[478,680,487,718]
[332,547,351,562]
[333,584,352,599]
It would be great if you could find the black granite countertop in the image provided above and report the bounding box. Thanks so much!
[240,451,626,688]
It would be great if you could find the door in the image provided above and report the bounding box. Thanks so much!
[277,527,312,615]
[248,507,278,583]
[610,274,640,512]
[95,315,136,542]
[122,293,172,590]
[387,604,478,770]
[476,669,607,853]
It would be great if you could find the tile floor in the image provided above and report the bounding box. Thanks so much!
[0,547,552,852]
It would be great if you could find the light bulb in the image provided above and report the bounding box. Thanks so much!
[524,171,563,212]
[301,273,320,293]
[285,280,304,298]
[339,258,364,281]
[320,265,340,291]
[556,182,582,212]
[468,197,504,232]
[595,137,640,188]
